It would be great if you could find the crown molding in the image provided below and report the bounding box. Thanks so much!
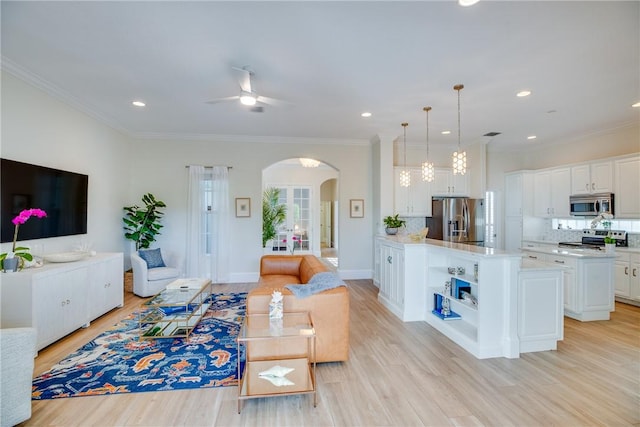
[129,131,370,146]
[1,56,128,134]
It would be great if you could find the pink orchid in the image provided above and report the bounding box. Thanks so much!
[8,208,47,252]
[12,208,47,225]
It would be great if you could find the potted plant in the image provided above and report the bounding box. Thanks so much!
[123,193,166,251]
[383,214,406,235]
[1,208,47,272]
[604,235,616,253]
[262,187,287,248]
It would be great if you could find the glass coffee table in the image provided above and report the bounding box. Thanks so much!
[139,278,212,339]
[237,312,316,413]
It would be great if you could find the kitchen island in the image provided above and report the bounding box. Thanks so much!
[520,245,616,321]
[374,236,566,359]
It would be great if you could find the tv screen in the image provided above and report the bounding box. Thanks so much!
[1,159,88,243]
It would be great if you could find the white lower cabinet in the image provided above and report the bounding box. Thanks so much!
[0,253,124,351]
[614,252,640,304]
[33,267,89,350]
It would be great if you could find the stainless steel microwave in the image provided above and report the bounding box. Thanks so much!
[569,193,614,217]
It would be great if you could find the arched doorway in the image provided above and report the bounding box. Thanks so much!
[262,158,339,269]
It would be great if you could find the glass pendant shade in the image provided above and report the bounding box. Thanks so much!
[452,84,467,175]
[422,161,435,181]
[452,151,467,175]
[400,169,411,187]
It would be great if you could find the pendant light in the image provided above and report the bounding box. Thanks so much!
[399,122,411,187]
[421,106,435,182]
[452,84,467,175]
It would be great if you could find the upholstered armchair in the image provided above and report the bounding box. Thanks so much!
[1,327,37,427]
[131,249,182,297]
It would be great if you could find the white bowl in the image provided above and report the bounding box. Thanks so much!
[44,252,86,263]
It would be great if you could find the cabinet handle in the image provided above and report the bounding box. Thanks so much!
[61,300,66,307]
[633,268,637,277]
[554,260,565,264]
[66,299,70,304]
[451,186,455,193]
[585,183,589,191]
[591,183,595,191]
[625,266,629,275]
[387,256,392,264]
[528,255,538,260]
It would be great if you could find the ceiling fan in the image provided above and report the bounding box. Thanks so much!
[206,66,289,112]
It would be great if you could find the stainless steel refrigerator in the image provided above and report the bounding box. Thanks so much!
[427,197,485,245]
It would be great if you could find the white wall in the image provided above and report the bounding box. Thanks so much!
[127,137,373,281]
[1,71,130,257]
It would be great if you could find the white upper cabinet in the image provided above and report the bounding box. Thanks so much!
[394,167,432,217]
[432,168,469,197]
[614,156,640,218]
[533,168,571,217]
[570,161,613,195]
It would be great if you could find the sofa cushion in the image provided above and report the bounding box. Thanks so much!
[147,266,180,281]
[138,248,166,269]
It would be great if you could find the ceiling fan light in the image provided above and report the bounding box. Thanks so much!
[240,94,257,106]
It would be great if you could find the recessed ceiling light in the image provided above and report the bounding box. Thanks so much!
[516,90,531,97]
[458,0,480,6]
[527,135,537,140]
[632,102,640,108]
[361,112,372,118]
[441,130,451,135]
[132,101,146,107]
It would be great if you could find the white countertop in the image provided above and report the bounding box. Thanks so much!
[378,235,520,258]
[520,245,618,259]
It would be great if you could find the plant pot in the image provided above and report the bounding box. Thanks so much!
[385,227,398,235]
[3,257,19,273]
[605,243,616,253]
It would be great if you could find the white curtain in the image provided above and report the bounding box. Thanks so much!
[185,165,230,282]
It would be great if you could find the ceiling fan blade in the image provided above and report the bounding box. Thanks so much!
[256,95,291,107]
[232,66,253,93]
[205,95,239,104]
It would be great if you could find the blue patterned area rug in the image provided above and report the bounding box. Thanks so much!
[32,292,246,399]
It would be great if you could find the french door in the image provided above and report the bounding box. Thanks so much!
[270,185,312,254]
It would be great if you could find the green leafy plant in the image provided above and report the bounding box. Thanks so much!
[262,187,287,248]
[123,193,166,250]
[604,236,616,244]
[383,214,406,229]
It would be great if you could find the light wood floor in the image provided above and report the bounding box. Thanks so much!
[23,280,640,426]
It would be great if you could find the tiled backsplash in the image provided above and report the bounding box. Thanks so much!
[399,215,640,248]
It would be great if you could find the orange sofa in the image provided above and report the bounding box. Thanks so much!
[246,255,350,363]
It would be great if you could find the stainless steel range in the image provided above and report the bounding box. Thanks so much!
[558,229,628,250]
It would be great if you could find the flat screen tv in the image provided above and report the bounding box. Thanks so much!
[1,158,88,243]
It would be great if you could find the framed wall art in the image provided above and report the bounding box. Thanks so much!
[235,198,251,217]
[350,199,364,218]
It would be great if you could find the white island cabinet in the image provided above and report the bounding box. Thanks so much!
[521,247,615,321]
[0,253,124,351]
[375,236,426,321]
[375,236,564,359]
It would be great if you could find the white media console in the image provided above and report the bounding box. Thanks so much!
[0,252,124,351]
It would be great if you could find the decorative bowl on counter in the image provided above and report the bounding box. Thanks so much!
[44,252,87,263]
